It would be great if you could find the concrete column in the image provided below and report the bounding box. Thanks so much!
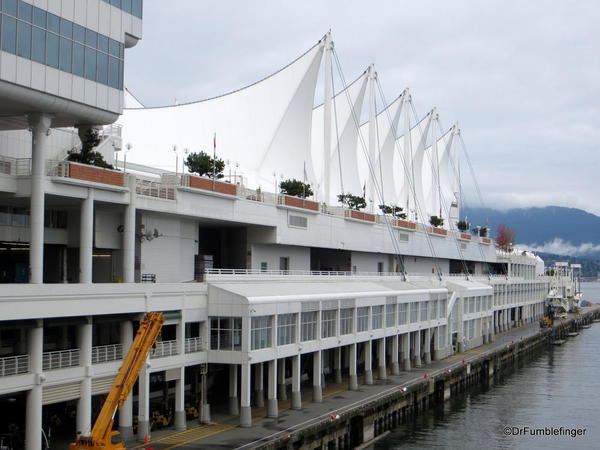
[123,174,137,283]
[377,338,386,380]
[349,343,358,390]
[402,333,411,371]
[277,358,287,401]
[423,328,431,364]
[174,367,186,430]
[482,320,488,344]
[432,327,440,361]
[137,368,150,440]
[313,350,322,402]
[391,335,400,375]
[76,319,93,435]
[229,365,239,415]
[79,189,94,283]
[364,340,373,384]
[334,347,342,383]
[291,354,301,410]
[119,321,134,439]
[240,363,252,427]
[267,359,278,418]
[254,363,264,407]
[28,114,52,284]
[413,331,422,367]
[25,321,43,450]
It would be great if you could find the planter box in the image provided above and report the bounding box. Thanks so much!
[187,175,237,196]
[69,163,124,187]
[481,237,492,244]
[394,219,417,230]
[460,233,472,240]
[281,195,319,211]
[348,210,376,223]
[428,227,448,236]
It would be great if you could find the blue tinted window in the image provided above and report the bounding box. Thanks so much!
[85,28,97,47]
[98,34,108,53]
[2,0,17,17]
[32,6,45,28]
[59,37,72,72]
[72,42,84,77]
[119,59,124,89]
[73,23,85,43]
[109,56,119,89]
[132,0,142,18]
[47,13,59,33]
[31,27,45,63]
[16,20,30,58]
[46,31,59,68]
[122,0,132,14]
[84,46,96,80]
[97,51,108,84]
[1,14,17,53]
[17,1,32,22]
[60,18,72,38]
[110,0,121,7]
[109,38,119,57]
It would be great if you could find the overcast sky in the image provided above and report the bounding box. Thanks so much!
[125,0,599,215]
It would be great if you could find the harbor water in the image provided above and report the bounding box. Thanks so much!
[370,282,600,450]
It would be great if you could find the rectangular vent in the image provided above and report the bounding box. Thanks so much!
[398,233,409,242]
[461,243,467,250]
[288,214,308,229]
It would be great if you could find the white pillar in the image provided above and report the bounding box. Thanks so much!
[391,335,400,375]
[423,328,431,364]
[119,321,134,439]
[76,319,93,435]
[413,331,422,367]
[349,343,358,390]
[240,363,252,427]
[267,359,278,418]
[291,354,301,410]
[137,369,150,440]
[377,338,386,380]
[28,114,52,284]
[364,340,373,384]
[79,189,94,283]
[229,365,239,415]
[254,363,264,407]
[123,174,136,283]
[277,358,287,401]
[313,350,322,402]
[25,321,43,450]
[174,367,186,430]
[322,31,333,205]
[402,333,411,371]
[334,347,342,383]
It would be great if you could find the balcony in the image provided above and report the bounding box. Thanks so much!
[47,161,125,187]
[136,176,177,200]
[0,156,31,176]
[427,227,448,237]
[181,174,237,196]
[0,355,29,377]
[277,194,319,212]
[92,344,123,364]
[151,340,179,359]
[42,349,80,370]
[343,209,376,223]
[185,337,203,353]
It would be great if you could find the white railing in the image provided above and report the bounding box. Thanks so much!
[42,349,80,370]
[0,355,29,377]
[136,177,177,200]
[151,340,179,359]
[0,156,31,176]
[185,337,203,353]
[92,344,123,364]
[204,268,406,278]
[46,160,70,177]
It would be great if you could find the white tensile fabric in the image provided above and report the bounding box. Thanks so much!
[311,71,368,204]
[423,126,456,221]
[119,39,325,189]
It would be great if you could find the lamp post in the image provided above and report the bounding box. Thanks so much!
[173,145,178,175]
[124,143,132,173]
[182,148,188,174]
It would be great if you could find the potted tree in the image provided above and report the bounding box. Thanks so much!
[429,215,447,236]
[279,179,317,210]
[338,194,373,222]
[183,151,236,195]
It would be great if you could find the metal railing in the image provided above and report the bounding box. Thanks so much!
[185,337,203,353]
[136,177,177,200]
[42,349,80,370]
[204,268,405,277]
[91,344,123,364]
[46,160,70,177]
[0,355,29,377]
[151,340,179,358]
[0,156,31,176]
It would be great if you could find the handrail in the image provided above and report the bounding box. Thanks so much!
[0,354,29,377]
[185,337,203,353]
[92,344,123,364]
[42,349,80,371]
[151,340,179,358]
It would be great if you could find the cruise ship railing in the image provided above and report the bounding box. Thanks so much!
[0,355,29,377]
[151,340,179,358]
[91,344,123,364]
[42,349,80,370]
[185,337,203,353]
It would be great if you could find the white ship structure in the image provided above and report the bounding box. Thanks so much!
[0,11,582,448]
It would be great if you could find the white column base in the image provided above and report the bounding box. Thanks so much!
[200,404,211,424]
[365,370,374,385]
[240,406,252,427]
[229,397,239,415]
[292,391,302,410]
[137,420,149,442]
[267,398,278,418]
[349,374,359,390]
[378,365,387,380]
[392,362,400,375]
[313,385,323,403]
[174,411,186,431]
[424,352,431,365]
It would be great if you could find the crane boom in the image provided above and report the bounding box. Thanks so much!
[70,312,164,449]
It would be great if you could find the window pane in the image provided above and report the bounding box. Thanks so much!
[18,0,32,22]
[108,38,119,57]
[84,46,96,80]
[72,42,84,76]
[47,12,59,33]
[59,37,72,72]
[32,6,45,27]
[2,0,17,16]
[122,0,132,14]
[98,34,109,53]
[31,26,45,63]
[1,15,17,54]
[132,0,142,18]
[16,20,30,58]
[85,28,97,47]
[73,23,85,43]
[45,32,59,68]
[60,18,72,38]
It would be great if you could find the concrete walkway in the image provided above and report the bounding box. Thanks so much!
[125,321,554,449]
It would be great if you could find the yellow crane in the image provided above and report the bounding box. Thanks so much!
[70,312,164,449]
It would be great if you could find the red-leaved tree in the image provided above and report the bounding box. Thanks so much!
[496,224,515,251]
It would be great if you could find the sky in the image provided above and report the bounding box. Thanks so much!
[124,0,600,215]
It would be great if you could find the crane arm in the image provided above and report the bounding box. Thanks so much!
[70,312,164,449]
